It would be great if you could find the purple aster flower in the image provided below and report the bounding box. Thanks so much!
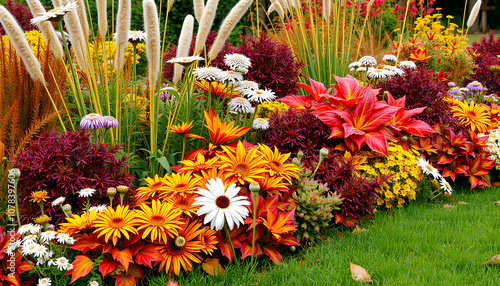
[448,82,456,87]
[466,81,483,92]
[80,113,105,129]
[448,88,462,96]
[102,116,119,128]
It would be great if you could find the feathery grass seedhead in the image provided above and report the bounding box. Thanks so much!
[75,0,89,39]
[467,0,482,28]
[208,0,252,61]
[194,0,219,55]
[143,0,160,89]
[173,14,194,83]
[96,0,107,40]
[0,5,45,83]
[322,0,331,21]
[63,1,88,69]
[114,0,131,72]
[267,2,285,19]
[193,0,204,22]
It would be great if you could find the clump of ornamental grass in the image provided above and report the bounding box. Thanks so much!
[235,33,303,99]
[293,179,343,244]
[12,129,134,225]
[357,142,424,209]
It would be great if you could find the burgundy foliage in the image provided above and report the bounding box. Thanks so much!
[12,129,135,225]
[0,0,37,36]
[469,33,500,94]
[161,31,236,82]
[234,33,304,98]
[378,66,466,133]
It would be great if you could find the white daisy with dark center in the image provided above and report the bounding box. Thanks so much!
[31,2,78,24]
[193,177,250,231]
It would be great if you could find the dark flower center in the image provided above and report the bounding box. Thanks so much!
[150,215,165,225]
[215,196,230,208]
[235,163,249,174]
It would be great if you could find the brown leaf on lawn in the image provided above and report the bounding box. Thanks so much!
[352,225,369,234]
[349,259,373,283]
[443,204,456,209]
[483,254,500,265]
[492,182,500,187]
[494,201,500,206]
[458,201,469,204]
[202,258,224,276]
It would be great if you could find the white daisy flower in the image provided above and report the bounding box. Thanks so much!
[127,30,146,43]
[398,60,417,69]
[31,224,42,234]
[6,240,21,255]
[440,178,453,194]
[253,118,270,130]
[88,204,107,213]
[31,2,78,25]
[18,224,34,235]
[40,231,57,243]
[224,53,251,72]
[167,56,205,66]
[228,97,253,114]
[44,250,54,260]
[66,236,76,245]
[193,66,223,82]
[21,243,39,256]
[23,234,38,244]
[51,197,65,206]
[78,188,96,198]
[36,257,47,266]
[348,61,362,70]
[89,281,100,286]
[55,257,71,271]
[220,71,244,83]
[382,54,397,63]
[193,177,251,231]
[366,68,389,79]
[33,244,48,258]
[48,259,56,267]
[416,157,441,180]
[356,66,368,73]
[56,233,73,244]
[246,89,276,103]
[358,56,377,67]
[382,65,405,76]
[38,277,52,286]
[235,80,259,90]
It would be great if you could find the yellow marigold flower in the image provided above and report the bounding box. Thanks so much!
[30,190,50,204]
[451,100,491,133]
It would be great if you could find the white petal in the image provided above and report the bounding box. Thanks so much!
[224,209,235,230]
[204,208,220,225]
[196,188,218,201]
[197,204,215,216]
[224,183,241,199]
[214,209,225,231]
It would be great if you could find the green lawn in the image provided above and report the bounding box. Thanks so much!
[144,188,500,285]
[466,32,500,45]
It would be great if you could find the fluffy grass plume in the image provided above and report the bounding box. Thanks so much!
[115,0,131,72]
[268,2,285,19]
[173,14,194,83]
[63,1,88,70]
[0,5,45,83]
[208,0,252,60]
[193,0,204,22]
[26,0,65,61]
[322,0,331,20]
[96,0,107,40]
[467,0,482,27]
[143,0,161,89]
[194,0,219,55]
[75,0,90,39]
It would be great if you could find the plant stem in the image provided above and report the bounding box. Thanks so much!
[225,223,239,267]
[250,193,258,265]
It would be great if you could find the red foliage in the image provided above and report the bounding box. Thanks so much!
[469,33,500,95]
[0,0,37,36]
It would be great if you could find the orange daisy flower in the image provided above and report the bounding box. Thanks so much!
[159,172,202,200]
[197,226,219,255]
[30,190,50,204]
[218,141,268,185]
[253,173,289,195]
[136,174,169,202]
[451,100,491,133]
[59,210,99,235]
[169,192,200,218]
[135,200,184,244]
[169,121,194,135]
[195,80,240,100]
[93,205,140,245]
[179,153,219,174]
[156,218,205,275]
[258,144,300,184]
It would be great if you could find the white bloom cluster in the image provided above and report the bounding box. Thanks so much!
[416,157,453,194]
[479,129,500,170]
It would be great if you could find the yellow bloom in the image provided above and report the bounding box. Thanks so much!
[93,205,140,245]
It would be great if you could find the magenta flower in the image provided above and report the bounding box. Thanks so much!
[102,116,119,128]
[80,113,105,129]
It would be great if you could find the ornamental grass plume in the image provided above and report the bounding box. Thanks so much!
[194,0,219,55]
[193,0,204,22]
[208,0,252,61]
[143,0,161,89]
[114,0,131,72]
[26,0,64,61]
[75,0,89,40]
[0,5,45,83]
[173,15,194,83]
[96,0,107,40]
[322,0,331,21]
[63,1,88,70]
[267,2,285,19]
[467,0,482,28]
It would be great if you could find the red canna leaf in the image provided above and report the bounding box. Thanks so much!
[111,248,133,272]
[262,245,282,264]
[98,256,119,279]
[114,274,135,286]
[135,244,164,268]
[65,255,93,284]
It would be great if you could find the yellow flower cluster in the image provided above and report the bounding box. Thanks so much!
[88,41,145,63]
[412,13,467,54]
[357,142,424,208]
[123,93,149,122]
[255,100,289,119]
[1,30,48,66]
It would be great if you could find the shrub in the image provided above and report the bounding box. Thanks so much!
[0,0,37,36]
[12,129,134,225]
[469,33,500,95]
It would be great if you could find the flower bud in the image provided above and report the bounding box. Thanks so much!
[401,135,409,142]
[319,148,329,159]
[249,182,260,194]
[116,185,129,194]
[290,245,296,252]
[107,187,117,197]
[62,204,72,216]
[9,168,20,179]
[297,150,304,161]
[292,157,300,166]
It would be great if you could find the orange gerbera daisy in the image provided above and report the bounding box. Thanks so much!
[93,205,140,245]
[169,121,194,135]
[218,141,268,185]
[136,174,169,202]
[410,47,432,62]
[59,210,99,235]
[30,190,50,204]
[254,174,289,194]
[156,218,205,275]
[136,200,184,244]
[179,153,219,174]
[169,192,200,218]
[258,144,300,184]
[197,226,219,255]
[159,172,202,200]
[195,80,240,100]
[193,167,239,189]
[451,100,491,133]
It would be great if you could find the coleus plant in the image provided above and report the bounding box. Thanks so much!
[280,75,436,156]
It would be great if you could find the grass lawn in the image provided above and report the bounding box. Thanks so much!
[145,187,500,285]
[466,32,500,45]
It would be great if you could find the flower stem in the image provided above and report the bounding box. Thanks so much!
[250,194,257,265]
[224,223,239,267]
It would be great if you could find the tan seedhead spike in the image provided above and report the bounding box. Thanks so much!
[143,0,161,90]
[96,0,107,40]
[173,15,194,83]
[194,0,219,55]
[114,0,131,72]
[193,0,204,22]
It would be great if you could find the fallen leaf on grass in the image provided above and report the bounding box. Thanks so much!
[458,201,469,204]
[349,259,373,283]
[492,182,500,187]
[494,201,500,206]
[352,225,369,234]
[202,258,224,275]
[299,259,320,267]
[483,254,500,265]
[443,204,456,209]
